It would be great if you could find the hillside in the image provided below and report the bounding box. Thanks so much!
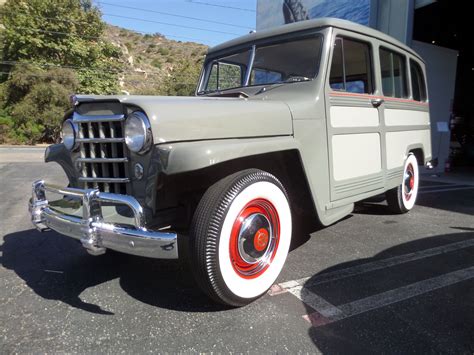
[105,25,209,95]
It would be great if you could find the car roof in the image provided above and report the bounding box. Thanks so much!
[208,17,423,62]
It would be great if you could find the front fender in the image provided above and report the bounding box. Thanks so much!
[44,143,78,186]
[157,136,300,175]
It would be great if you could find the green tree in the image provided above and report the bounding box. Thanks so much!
[0,0,122,94]
[3,64,79,144]
[160,58,204,96]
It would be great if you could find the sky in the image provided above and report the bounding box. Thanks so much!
[93,0,257,47]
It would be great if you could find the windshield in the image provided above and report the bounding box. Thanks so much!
[199,34,323,94]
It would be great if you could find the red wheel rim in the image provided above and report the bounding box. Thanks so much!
[229,198,280,279]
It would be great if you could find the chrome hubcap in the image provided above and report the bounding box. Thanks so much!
[403,163,415,200]
[237,213,272,264]
[229,198,280,279]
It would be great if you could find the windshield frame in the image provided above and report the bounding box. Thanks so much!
[197,30,325,95]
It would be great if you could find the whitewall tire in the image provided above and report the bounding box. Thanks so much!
[386,153,420,213]
[189,169,292,306]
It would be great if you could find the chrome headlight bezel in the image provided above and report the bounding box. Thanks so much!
[124,111,152,154]
[61,119,78,151]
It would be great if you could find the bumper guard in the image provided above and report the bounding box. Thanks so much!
[28,180,178,259]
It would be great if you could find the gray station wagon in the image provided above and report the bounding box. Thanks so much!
[29,18,433,306]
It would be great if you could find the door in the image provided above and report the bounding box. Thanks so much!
[325,32,385,202]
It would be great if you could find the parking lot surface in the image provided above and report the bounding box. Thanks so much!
[1,147,473,353]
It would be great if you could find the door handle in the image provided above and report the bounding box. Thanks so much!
[371,98,384,107]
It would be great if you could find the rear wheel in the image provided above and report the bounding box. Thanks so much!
[386,154,419,213]
[189,169,292,306]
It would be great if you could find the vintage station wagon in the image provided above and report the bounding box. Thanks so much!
[29,18,433,306]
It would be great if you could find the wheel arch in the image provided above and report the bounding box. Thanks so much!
[406,144,425,166]
[154,139,319,229]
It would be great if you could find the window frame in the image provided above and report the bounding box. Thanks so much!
[328,35,375,95]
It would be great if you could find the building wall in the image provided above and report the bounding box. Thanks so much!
[257,0,371,32]
[412,41,458,173]
[257,0,424,44]
[370,0,414,44]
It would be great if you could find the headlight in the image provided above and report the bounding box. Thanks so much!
[61,119,77,151]
[125,111,152,153]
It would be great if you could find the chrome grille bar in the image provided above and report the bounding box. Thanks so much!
[77,157,128,163]
[76,138,125,143]
[74,112,129,194]
[79,177,130,183]
[73,112,125,123]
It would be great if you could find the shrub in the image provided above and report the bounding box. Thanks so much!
[158,47,170,56]
[3,65,79,144]
[151,59,162,69]
[125,42,134,52]
[0,111,14,144]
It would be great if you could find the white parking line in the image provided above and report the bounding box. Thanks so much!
[303,265,474,327]
[287,286,342,318]
[272,238,474,293]
[268,238,474,327]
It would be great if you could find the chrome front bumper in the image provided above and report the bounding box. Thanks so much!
[28,180,178,259]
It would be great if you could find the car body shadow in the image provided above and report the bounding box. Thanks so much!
[0,229,227,314]
[301,230,474,353]
[353,201,395,216]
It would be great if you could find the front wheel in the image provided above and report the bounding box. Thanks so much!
[386,153,420,213]
[189,169,292,307]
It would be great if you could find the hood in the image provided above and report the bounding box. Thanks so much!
[75,95,293,143]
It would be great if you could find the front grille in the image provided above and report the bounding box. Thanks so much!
[73,112,130,194]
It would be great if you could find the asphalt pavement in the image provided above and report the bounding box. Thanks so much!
[1,147,473,353]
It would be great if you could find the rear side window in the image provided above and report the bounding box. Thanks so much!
[410,60,427,101]
[379,48,408,98]
[329,37,373,94]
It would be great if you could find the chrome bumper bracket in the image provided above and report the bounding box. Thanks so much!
[28,180,178,259]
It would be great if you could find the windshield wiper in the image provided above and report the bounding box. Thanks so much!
[207,91,249,98]
[198,89,249,98]
[255,77,311,95]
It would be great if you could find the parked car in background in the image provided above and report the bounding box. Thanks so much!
[29,18,433,306]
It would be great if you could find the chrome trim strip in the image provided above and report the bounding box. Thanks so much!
[28,180,178,259]
[76,137,125,143]
[78,177,130,183]
[77,157,128,163]
[73,112,125,123]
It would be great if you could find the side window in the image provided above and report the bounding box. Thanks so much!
[208,62,243,91]
[205,49,250,92]
[379,48,408,98]
[410,59,427,101]
[329,36,373,94]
